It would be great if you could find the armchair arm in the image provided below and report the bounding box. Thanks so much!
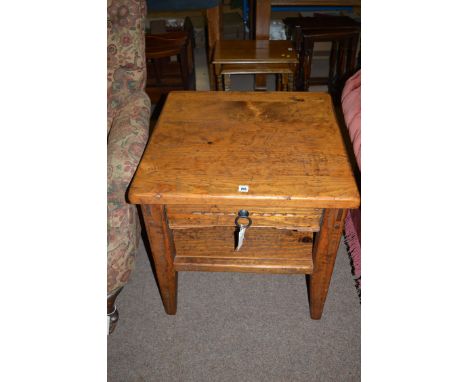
[108,90,151,219]
[341,69,361,171]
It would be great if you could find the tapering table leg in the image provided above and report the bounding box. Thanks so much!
[141,204,177,315]
[309,208,347,319]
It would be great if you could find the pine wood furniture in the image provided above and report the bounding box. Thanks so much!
[212,40,298,91]
[129,91,360,319]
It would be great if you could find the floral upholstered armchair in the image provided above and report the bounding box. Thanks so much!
[107,0,150,333]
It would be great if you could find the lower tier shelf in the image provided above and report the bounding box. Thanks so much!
[174,256,312,274]
[172,227,314,274]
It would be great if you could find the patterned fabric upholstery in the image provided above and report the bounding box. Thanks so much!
[147,0,221,12]
[108,0,151,294]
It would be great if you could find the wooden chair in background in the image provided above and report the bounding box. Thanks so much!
[298,28,360,99]
[145,31,196,106]
[283,15,360,99]
[146,0,222,90]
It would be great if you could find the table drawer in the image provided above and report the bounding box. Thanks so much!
[166,205,323,232]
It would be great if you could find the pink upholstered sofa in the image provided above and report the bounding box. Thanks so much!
[341,70,361,293]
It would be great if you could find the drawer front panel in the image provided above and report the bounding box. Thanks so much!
[166,205,323,232]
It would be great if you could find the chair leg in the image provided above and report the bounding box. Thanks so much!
[107,286,123,335]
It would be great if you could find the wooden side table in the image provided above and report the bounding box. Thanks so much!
[129,91,360,319]
[212,40,298,91]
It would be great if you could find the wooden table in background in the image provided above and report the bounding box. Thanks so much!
[129,91,360,319]
[212,39,298,90]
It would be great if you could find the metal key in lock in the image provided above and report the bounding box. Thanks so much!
[235,209,252,251]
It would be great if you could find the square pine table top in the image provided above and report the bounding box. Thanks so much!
[129,91,360,209]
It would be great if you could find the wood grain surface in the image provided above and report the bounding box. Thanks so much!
[173,226,313,274]
[174,257,312,274]
[167,205,323,231]
[141,205,178,315]
[220,63,294,75]
[309,208,346,319]
[129,91,360,208]
[213,40,298,65]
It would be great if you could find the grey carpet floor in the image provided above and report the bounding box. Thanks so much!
[107,236,360,382]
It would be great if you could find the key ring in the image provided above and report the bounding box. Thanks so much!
[235,209,252,228]
[235,216,252,228]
